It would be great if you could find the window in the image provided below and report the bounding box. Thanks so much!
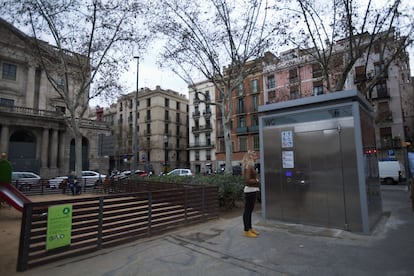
[176,102,180,110]
[374,62,387,77]
[267,75,275,89]
[253,135,260,150]
[165,98,169,107]
[239,137,248,151]
[146,109,151,121]
[206,133,211,145]
[237,83,244,96]
[146,98,151,107]
[195,135,200,146]
[238,98,245,114]
[2,63,17,80]
[312,63,322,78]
[290,86,300,99]
[206,150,211,160]
[119,102,123,111]
[219,139,225,153]
[251,79,259,94]
[252,95,259,112]
[354,65,366,82]
[0,98,14,107]
[238,116,246,128]
[289,68,298,83]
[165,110,169,121]
[251,114,259,126]
[57,75,65,89]
[313,81,324,96]
[195,150,200,161]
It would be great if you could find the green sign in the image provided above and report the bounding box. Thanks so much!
[46,204,72,250]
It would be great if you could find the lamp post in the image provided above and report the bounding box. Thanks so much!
[163,134,168,173]
[133,56,139,172]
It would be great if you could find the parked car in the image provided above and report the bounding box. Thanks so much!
[48,171,106,188]
[134,170,148,177]
[166,168,193,176]
[378,159,404,185]
[11,172,41,191]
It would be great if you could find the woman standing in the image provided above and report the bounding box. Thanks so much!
[242,150,260,238]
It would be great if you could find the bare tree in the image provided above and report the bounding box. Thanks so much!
[1,0,149,177]
[271,0,414,94]
[148,0,279,172]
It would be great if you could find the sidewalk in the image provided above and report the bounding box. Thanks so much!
[25,184,414,276]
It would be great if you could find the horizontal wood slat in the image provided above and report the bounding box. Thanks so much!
[17,182,219,272]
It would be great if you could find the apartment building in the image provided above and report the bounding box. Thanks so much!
[214,59,265,171]
[105,86,189,174]
[0,18,110,178]
[188,81,216,174]
[262,35,414,165]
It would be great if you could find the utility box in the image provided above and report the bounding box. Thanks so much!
[258,90,382,234]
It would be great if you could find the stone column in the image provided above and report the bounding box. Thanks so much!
[50,129,58,168]
[41,128,49,168]
[0,124,9,155]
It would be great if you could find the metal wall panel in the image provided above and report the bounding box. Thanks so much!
[263,114,364,231]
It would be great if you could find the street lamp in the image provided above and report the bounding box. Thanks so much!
[163,134,168,173]
[133,56,139,172]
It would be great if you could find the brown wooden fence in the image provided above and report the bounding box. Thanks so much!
[17,182,219,272]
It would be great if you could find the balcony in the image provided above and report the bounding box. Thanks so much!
[248,125,259,133]
[376,111,393,123]
[192,125,213,133]
[192,111,201,118]
[371,87,390,100]
[236,127,248,134]
[187,142,215,149]
[289,77,299,84]
[0,104,60,119]
[203,110,212,118]
[354,74,367,84]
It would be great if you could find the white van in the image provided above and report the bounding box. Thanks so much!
[378,160,404,185]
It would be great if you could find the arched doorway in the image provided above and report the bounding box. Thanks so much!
[69,137,89,172]
[8,130,40,173]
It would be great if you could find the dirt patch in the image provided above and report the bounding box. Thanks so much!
[0,193,97,275]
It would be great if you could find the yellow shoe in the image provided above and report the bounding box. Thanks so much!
[249,228,260,235]
[244,231,257,238]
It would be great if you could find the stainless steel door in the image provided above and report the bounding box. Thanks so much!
[264,117,355,230]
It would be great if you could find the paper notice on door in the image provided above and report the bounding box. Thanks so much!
[282,151,294,168]
[281,130,293,148]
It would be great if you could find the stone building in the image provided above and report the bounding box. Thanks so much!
[0,18,110,178]
[188,80,216,174]
[103,86,189,175]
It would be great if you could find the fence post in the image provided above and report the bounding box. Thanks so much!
[16,203,33,272]
[97,197,104,249]
[184,188,188,222]
[147,191,152,236]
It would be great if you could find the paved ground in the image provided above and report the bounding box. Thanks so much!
[29,184,414,276]
[2,184,414,275]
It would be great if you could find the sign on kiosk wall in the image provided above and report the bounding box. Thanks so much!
[46,205,73,250]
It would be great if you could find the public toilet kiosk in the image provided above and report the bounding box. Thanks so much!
[258,89,382,234]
